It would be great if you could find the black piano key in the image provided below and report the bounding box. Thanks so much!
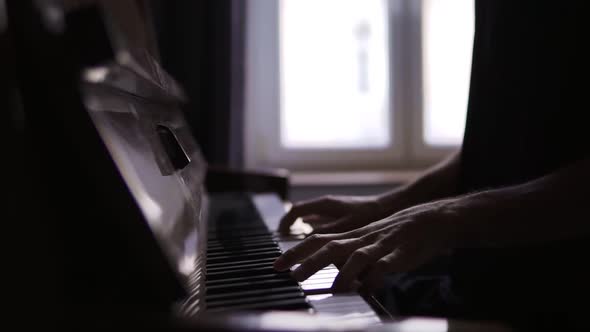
[208,230,270,237]
[208,241,279,252]
[208,241,273,248]
[207,239,276,249]
[207,298,310,312]
[207,291,306,309]
[205,267,285,280]
[208,245,277,254]
[208,232,274,240]
[208,245,279,252]
[208,234,274,244]
[207,247,281,257]
[206,260,279,273]
[206,251,281,264]
[206,279,298,295]
[206,257,278,269]
[206,272,292,286]
[209,238,278,247]
[206,264,278,277]
[206,251,279,261]
[207,248,279,258]
[208,224,268,231]
[207,252,281,265]
[207,224,270,235]
[208,229,272,240]
[205,286,302,302]
[208,230,268,237]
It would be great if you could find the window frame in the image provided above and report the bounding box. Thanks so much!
[245,0,464,172]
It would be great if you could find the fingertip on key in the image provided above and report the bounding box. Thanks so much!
[331,278,360,293]
[291,268,305,282]
[331,277,346,293]
[273,257,288,271]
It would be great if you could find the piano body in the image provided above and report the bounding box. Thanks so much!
[5,0,388,327]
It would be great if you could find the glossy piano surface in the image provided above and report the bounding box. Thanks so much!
[188,312,515,332]
[66,0,210,314]
[82,64,207,279]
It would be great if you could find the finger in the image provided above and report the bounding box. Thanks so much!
[310,212,372,235]
[291,240,355,281]
[302,215,335,226]
[310,216,353,235]
[322,216,390,239]
[361,249,409,290]
[273,234,330,271]
[278,198,337,233]
[331,244,386,292]
[309,221,340,235]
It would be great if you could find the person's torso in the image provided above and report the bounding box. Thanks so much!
[451,0,590,310]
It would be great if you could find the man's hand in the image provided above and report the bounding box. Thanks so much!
[278,152,462,236]
[278,194,407,235]
[274,199,461,292]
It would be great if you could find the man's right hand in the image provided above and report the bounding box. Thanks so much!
[278,152,462,235]
[278,194,404,235]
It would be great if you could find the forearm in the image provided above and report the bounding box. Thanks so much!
[451,158,590,248]
[377,151,462,212]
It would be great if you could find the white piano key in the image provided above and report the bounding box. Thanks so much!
[301,282,334,291]
[308,271,339,279]
[307,294,382,324]
[302,275,336,283]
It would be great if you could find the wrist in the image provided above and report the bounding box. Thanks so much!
[440,198,471,248]
[441,191,497,248]
[375,185,415,215]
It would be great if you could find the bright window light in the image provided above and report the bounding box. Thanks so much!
[423,0,475,146]
[280,0,390,149]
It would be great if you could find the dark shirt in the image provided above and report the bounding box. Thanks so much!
[452,0,589,317]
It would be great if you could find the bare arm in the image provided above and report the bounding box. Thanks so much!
[278,151,462,234]
[275,157,590,291]
[376,150,462,212]
[453,157,590,247]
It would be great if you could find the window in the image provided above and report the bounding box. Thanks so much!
[423,0,474,146]
[245,0,474,171]
[281,0,390,150]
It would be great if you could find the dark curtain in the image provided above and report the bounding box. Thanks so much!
[149,0,246,167]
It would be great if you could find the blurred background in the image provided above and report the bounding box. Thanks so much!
[150,0,475,200]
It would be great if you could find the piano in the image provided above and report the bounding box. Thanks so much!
[3,1,518,331]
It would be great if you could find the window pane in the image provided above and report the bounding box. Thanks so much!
[423,0,474,146]
[281,0,390,149]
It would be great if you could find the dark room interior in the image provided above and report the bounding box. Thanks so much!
[3,0,589,330]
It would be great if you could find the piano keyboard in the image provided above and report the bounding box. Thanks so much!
[202,193,382,324]
[205,195,311,312]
